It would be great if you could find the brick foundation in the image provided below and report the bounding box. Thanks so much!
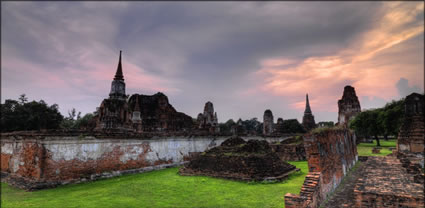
[354,156,424,208]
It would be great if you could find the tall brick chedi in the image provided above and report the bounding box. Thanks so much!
[95,51,193,132]
[263,109,274,135]
[95,51,132,130]
[337,85,361,126]
[302,94,316,131]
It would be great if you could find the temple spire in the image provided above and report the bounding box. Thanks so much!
[304,94,312,114]
[114,50,124,80]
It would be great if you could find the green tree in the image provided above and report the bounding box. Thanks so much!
[379,99,405,140]
[281,119,306,134]
[60,108,95,130]
[1,95,63,132]
[218,119,236,134]
[74,113,94,129]
[350,98,405,146]
[350,109,383,146]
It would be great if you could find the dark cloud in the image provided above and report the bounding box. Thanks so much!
[1,2,423,122]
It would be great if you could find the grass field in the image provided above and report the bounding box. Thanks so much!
[1,161,308,208]
[0,140,398,208]
[357,139,397,156]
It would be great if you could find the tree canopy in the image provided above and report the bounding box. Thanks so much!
[1,94,64,132]
[278,119,306,134]
[349,98,405,146]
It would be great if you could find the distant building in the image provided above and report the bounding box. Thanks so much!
[337,86,361,126]
[263,109,274,135]
[196,101,219,133]
[302,94,316,131]
[94,51,193,132]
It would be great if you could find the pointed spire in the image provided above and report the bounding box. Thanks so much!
[114,50,124,80]
[304,94,312,114]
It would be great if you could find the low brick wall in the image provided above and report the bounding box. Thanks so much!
[284,128,358,208]
[1,133,289,190]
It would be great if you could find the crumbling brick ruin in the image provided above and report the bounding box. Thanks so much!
[1,131,289,190]
[397,92,424,154]
[302,94,316,131]
[127,93,193,132]
[270,136,306,161]
[196,101,219,133]
[337,85,361,126]
[263,109,274,136]
[285,128,358,208]
[94,51,193,132]
[179,137,298,181]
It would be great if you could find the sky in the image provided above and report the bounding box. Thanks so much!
[2,1,424,123]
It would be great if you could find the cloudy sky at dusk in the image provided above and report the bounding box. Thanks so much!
[2,1,424,123]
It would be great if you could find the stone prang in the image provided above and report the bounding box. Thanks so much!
[337,85,361,126]
[196,101,219,133]
[263,109,274,136]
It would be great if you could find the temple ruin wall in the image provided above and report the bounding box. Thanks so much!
[285,129,358,208]
[1,134,288,190]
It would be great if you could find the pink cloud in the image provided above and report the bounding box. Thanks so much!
[247,2,424,112]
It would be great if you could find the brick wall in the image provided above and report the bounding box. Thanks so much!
[284,172,322,208]
[1,133,286,190]
[284,128,358,208]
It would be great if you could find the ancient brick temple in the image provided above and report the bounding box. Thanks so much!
[263,109,274,135]
[302,94,316,131]
[196,101,219,133]
[397,92,424,154]
[94,51,193,132]
[337,85,361,126]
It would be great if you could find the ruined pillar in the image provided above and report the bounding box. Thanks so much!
[337,85,361,126]
[397,93,424,153]
[263,109,274,136]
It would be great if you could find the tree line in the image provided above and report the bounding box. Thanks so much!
[1,94,94,132]
[349,98,405,146]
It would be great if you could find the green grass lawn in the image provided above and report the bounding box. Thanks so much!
[357,139,397,156]
[1,161,308,208]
